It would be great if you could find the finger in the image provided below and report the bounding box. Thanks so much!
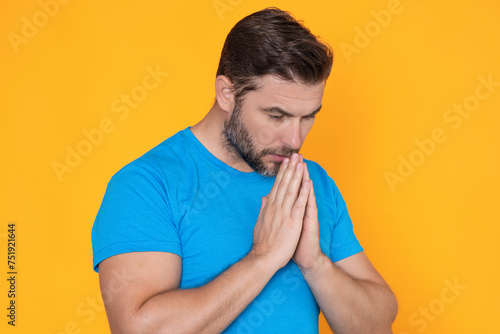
[303,159,310,181]
[261,195,268,210]
[299,154,308,180]
[273,154,299,205]
[291,179,310,221]
[267,157,289,203]
[274,154,302,206]
[300,159,311,203]
[305,180,318,219]
[281,161,306,212]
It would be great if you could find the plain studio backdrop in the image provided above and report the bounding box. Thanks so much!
[1,1,499,333]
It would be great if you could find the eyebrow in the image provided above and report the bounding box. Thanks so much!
[260,105,322,118]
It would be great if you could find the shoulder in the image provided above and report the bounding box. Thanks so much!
[303,159,340,193]
[109,128,194,187]
[303,159,328,180]
[302,158,350,217]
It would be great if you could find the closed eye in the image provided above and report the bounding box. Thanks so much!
[268,114,284,120]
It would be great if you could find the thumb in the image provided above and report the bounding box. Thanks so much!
[261,195,268,207]
[258,195,268,216]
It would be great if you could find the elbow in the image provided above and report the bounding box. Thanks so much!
[379,289,398,333]
[369,286,398,334]
[388,289,399,324]
[105,306,168,334]
[108,315,171,334]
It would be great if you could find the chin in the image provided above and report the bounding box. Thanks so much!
[260,161,280,177]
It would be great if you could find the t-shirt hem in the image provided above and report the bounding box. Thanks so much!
[93,242,182,272]
[330,244,364,263]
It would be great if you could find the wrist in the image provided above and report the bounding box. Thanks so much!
[246,248,282,277]
[297,252,329,276]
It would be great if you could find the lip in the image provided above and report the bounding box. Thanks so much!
[270,154,288,162]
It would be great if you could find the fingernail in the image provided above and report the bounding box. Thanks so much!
[283,158,289,166]
[292,153,298,161]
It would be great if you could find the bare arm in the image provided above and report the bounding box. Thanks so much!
[99,153,310,333]
[301,252,398,334]
[99,250,277,334]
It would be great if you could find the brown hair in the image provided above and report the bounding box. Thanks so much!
[216,7,333,103]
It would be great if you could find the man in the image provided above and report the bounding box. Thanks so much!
[92,7,398,333]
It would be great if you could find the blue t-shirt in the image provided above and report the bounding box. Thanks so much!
[91,127,363,333]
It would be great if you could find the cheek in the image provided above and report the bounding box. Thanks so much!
[254,126,278,147]
[301,120,315,138]
[254,120,313,148]
[246,116,279,146]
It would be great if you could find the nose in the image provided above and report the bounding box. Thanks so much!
[281,119,302,150]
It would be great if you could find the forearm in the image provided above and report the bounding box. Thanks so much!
[130,252,276,334]
[300,255,397,334]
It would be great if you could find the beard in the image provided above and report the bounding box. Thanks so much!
[222,99,299,177]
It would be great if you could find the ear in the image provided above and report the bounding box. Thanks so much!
[215,75,234,113]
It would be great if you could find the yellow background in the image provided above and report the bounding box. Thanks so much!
[1,0,499,333]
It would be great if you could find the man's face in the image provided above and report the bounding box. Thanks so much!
[223,75,325,177]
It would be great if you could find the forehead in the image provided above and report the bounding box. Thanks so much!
[242,75,325,115]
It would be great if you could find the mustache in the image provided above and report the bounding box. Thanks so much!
[259,147,299,158]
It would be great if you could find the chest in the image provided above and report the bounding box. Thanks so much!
[171,173,335,289]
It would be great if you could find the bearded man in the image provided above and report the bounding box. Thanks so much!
[92,7,397,333]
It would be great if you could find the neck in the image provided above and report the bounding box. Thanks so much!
[190,103,253,172]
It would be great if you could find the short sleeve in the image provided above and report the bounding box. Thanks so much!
[328,178,364,262]
[91,162,181,272]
